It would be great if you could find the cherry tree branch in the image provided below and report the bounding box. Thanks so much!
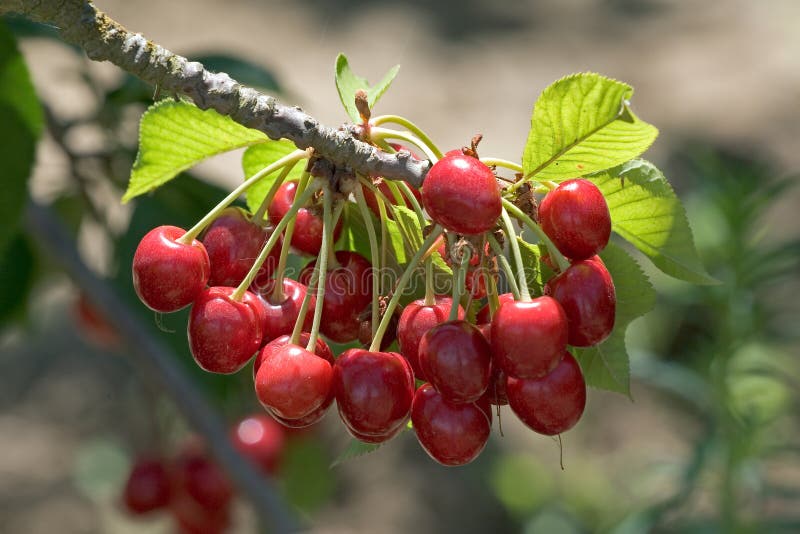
[3,0,429,187]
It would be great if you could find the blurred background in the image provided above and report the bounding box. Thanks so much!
[2,0,799,532]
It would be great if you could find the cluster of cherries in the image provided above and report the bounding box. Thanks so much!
[131,145,615,467]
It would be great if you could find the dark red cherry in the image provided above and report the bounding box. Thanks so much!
[172,443,233,512]
[201,207,280,287]
[507,351,586,435]
[545,259,616,347]
[491,296,568,379]
[269,180,343,255]
[230,414,286,475]
[539,179,611,260]
[397,296,464,380]
[122,457,171,514]
[421,153,501,235]
[252,332,333,380]
[251,277,315,345]
[188,287,265,374]
[418,320,491,403]
[348,423,404,444]
[411,383,491,466]
[333,349,415,438]
[271,400,331,429]
[299,251,373,344]
[132,225,210,312]
[476,292,515,325]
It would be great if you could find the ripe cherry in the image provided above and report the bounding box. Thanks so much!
[397,296,464,380]
[269,180,343,255]
[421,153,501,235]
[272,400,331,429]
[333,349,415,440]
[348,424,404,444]
[188,287,265,374]
[122,457,171,515]
[132,225,210,312]
[545,259,616,347]
[299,251,373,344]
[418,320,491,403]
[252,332,333,380]
[230,414,286,475]
[491,296,568,379]
[507,351,587,435]
[476,292,515,325]
[411,383,491,466]
[172,443,234,512]
[251,277,315,345]
[539,179,611,260]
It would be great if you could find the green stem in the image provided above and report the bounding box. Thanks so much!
[371,115,444,159]
[369,226,444,352]
[481,158,523,173]
[487,233,521,301]
[424,257,435,306]
[449,250,470,321]
[354,184,381,340]
[180,149,307,243]
[394,180,426,225]
[289,272,316,346]
[500,208,531,301]
[270,172,310,302]
[502,199,569,272]
[306,183,333,353]
[370,126,439,162]
[253,161,300,223]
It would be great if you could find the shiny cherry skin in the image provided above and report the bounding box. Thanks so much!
[255,342,333,420]
[397,296,464,380]
[333,348,415,439]
[201,207,280,287]
[172,443,234,512]
[545,259,616,347]
[411,383,491,466]
[421,153,501,235]
[252,332,333,380]
[251,277,315,345]
[268,180,343,255]
[476,292,515,325]
[539,179,611,261]
[418,320,492,403]
[122,457,171,515]
[188,287,265,374]
[272,400,331,429]
[348,423,404,444]
[299,251,373,344]
[132,225,210,312]
[230,414,286,475]
[507,351,586,435]
[491,296,568,379]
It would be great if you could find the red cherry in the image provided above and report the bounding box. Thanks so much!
[539,179,611,261]
[269,180,343,255]
[545,259,616,347]
[418,320,491,403]
[397,296,464,380]
[201,207,280,287]
[333,349,415,439]
[188,287,265,374]
[421,153,501,235]
[252,332,333,380]
[411,383,491,466]
[507,351,586,435]
[348,424,404,444]
[230,414,286,475]
[132,225,210,312]
[491,296,568,379]
[255,342,333,420]
[172,443,234,512]
[271,400,331,429]
[476,293,515,325]
[251,277,315,345]
[74,293,120,349]
[299,251,373,344]
[122,457,171,514]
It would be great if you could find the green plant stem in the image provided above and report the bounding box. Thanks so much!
[253,161,301,223]
[289,272,316,346]
[270,172,310,302]
[231,182,320,301]
[481,158,523,173]
[487,233,521,300]
[370,126,439,162]
[369,226,444,352]
[449,251,470,321]
[502,199,570,273]
[354,184,381,340]
[360,178,416,254]
[180,149,307,243]
[424,257,435,306]
[371,115,444,160]
[500,208,531,301]
[306,183,333,353]
[394,180,427,225]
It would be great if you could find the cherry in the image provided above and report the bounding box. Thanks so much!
[397,296,464,380]
[172,443,233,512]
[74,293,120,349]
[411,383,491,466]
[122,457,171,515]
[476,292,515,325]
[418,320,491,403]
[230,414,286,475]
[348,424,404,444]
[299,251,373,344]
[132,225,210,312]
[188,287,265,374]
[268,180,343,255]
[272,400,331,429]
[251,277,315,345]
[491,296,568,378]
[252,332,333,380]
[421,153,501,235]
[333,348,415,439]
[507,351,587,435]
[539,178,611,261]
[545,259,616,347]
[255,342,333,420]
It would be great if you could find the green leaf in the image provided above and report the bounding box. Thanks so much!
[123,100,267,202]
[591,159,718,284]
[517,239,556,297]
[0,233,36,323]
[335,54,400,122]
[574,242,656,396]
[241,140,305,212]
[522,73,658,181]
[330,438,384,467]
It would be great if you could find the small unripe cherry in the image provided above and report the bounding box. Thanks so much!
[539,179,611,260]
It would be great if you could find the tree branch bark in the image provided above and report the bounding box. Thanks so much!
[3,0,429,187]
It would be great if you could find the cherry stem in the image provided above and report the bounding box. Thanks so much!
[354,183,381,340]
[424,257,435,306]
[288,269,316,346]
[252,160,300,224]
[487,233,521,301]
[480,158,523,173]
[449,250,470,322]
[306,182,333,353]
[270,171,310,302]
[486,271,501,317]
[179,149,308,244]
[500,208,532,302]
[370,115,444,160]
[370,126,439,163]
[360,178,416,255]
[502,199,570,273]
[231,182,321,301]
[369,226,444,352]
